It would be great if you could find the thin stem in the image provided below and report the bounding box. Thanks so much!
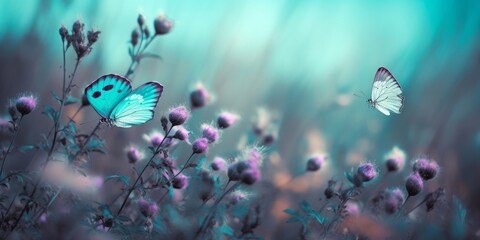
[171,153,195,180]
[404,198,427,216]
[124,36,156,78]
[0,116,23,177]
[116,126,173,216]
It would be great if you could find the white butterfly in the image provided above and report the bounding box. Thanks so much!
[367,67,404,116]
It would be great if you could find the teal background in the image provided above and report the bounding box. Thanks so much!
[1,0,479,237]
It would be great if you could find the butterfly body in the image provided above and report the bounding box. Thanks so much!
[368,67,404,116]
[85,74,163,128]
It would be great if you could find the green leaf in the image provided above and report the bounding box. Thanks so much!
[42,105,59,122]
[50,91,62,104]
[105,175,130,187]
[17,145,35,153]
[451,196,466,239]
[283,208,299,215]
[65,96,79,105]
[300,200,325,224]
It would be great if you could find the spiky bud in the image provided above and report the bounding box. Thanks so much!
[306,155,325,172]
[15,96,37,116]
[201,124,219,143]
[357,163,378,182]
[168,106,190,126]
[172,174,188,189]
[413,158,439,181]
[154,14,172,35]
[192,138,209,154]
[217,112,239,129]
[405,172,424,196]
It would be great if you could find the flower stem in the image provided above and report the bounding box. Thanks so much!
[0,116,23,177]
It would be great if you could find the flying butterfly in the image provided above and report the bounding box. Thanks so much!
[85,74,163,128]
[367,67,404,116]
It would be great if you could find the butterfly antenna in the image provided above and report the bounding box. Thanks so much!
[78,119,100,126]
[360,91,368,98]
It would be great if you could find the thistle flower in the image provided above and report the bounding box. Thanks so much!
[154,13,173,35]
[190,83,210,109]
[384,188,405,214]
[137,14,145,26]
[357,162,378,182]
[306,155,326,172]
[192,138,209,154]
[59,25,68,41]
[342,201,360,217]
[131,29,140,46]
[413,158,439,181]
[126,146,143,164]
[227,152,262,184]
[172,174,188,189]
[201,124,219,143]
[138,198,159,218]
[72,19,84,34]
[384,146,406,172]
[8,104,18,121]
[15,95,37,116]
[240,167,261,185]
[168,106,190,126]
[217,112,239,129]
[210,157,226,171]
[172,126,189,142]
[405,172,424,196]
[228,191,248,206]
[87,29,100,44]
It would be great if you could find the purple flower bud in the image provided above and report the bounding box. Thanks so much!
[384,146,406,172]
[168,106,190,126]
[357,163,378,182]
[138,198,159,217]
[72,19,84,34]
[386,158,402,172]
[137,14,145,26]
[149,132,164,147]
[154,14,172,35]
[384,188,405,214]
[87,29,100,44]
[173,126,189,141]
[413,158,439,181]
[190,84,209,109]
[262,134,275,146]
[306,155,325,172]
[126,146,142,164]
[228,191,247,206]
[405,172,424,196]
[240,167,261,185]
[228,161,250,181]
[217,112,239,129]
[39,213,48,223]
[211,157,226,171]
[172,174,188,189]
[131,29,140,46]
[15,95,37,116]
[342,201,360,217]
[59,25,68,41]
[192,138,209,154]
[201,124,219,143]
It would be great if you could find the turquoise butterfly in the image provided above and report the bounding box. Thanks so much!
[85,74,163,128]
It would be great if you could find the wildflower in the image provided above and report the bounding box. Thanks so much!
[131,29,140,46]
[228,191,248,206]
[384,188,405,214]
[190,83,210,109]
[210,157,226,171]
[405,172,424,196]
[39,213,48,223]
[228,152,262,185]
[87,29,101,44]
[262,134,275,146]
[126,146,143,164]
[172,126,189,142]
[192,138,209,154]
[425,187,445,212]
[15,95,37,116]
[357,163,378,182]
[324,180,336,199]
[168,106,190,126]
[59,25,68,41]
[72,19,84,34]
[138,198,159,218]
[137,14,145,26]
[343,201,360,217]
[241,167,261,185]
[384,146,406,172]
[154,13,173,35]
[201,124,219,143]
[413,158,439,181]
[228,161,249,181]
[172,174,188,189]
[198,170,215,201]
[306,155,325,172]
[144,131,165,147]
[217,112,239,129]
[8,104,17,121]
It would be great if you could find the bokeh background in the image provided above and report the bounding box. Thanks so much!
[1,0,480,238]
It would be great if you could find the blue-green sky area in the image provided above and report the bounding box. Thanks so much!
[0,0,480,233]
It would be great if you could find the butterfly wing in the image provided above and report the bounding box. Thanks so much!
[85,74,132,118]
[110,82,163,128]
[371,67,404,115]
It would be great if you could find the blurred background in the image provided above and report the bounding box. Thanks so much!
[1,0,479,238]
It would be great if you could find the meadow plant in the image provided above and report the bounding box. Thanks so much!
[0,12,470,240]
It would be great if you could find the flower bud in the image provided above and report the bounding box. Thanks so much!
[306,155,325,172]
[87,29,100,44]
[137,14,145,26]
[143,27,150,38]
[384,188,405,214]
[386,158,402,172]
[138,198,159,217]
[190,84,209,109]
[154,14,172,35]
[413,158,439,181]
[405,172,424,196]
[217,112,239,129]
[228,161,250,181]
[211,157,226,171]
[201,124,219,143]
[168,106,190,126]
[384,146,406,172]
[173,126,189,141]
[228,191,247,206]
[342,201,360,217]
[357,163,378,182]
[131,29,140,46]
[8,105,17,121]
[59,25,68,41]
[240,167,261,185]
[72,19,84,34]
[324,180,336,199]
[126,146,142,164]
[15,96,37,116]
[192,138,209,154]
[172,174,188,189]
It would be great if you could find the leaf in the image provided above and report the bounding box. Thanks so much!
[50,91,62,104]
[105,175,130,187]
[283,208,299,216]
[42,105,59,122]
[217,224,234,236]
[139,53,162,60]
[300,200,325,225]
[17,145,35,153]
[168,184,174,199]
[451,196,466,239]
[65,96,79,106]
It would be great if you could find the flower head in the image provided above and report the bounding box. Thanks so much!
[137,14,145,26]
[228,191,248,206]
[154,13,173,35]
[357,162,378,182]
[126,146,143,164]
[131,29,140,46]
[15,95,37,116]
[210,157,226,171]
[190,83,210,109]
[201,124,219,143]
[217,112,239,129]
[172,174,188,189]
[306,155,326,172]
[324,180,336,199]
[405,172,424,196]
[413,158,439,181]
[172,126,189,142]
[425,187,445,212]
[138,198,159,218]
[192,138,209,154]
[342,201,360,217]
[168,106,190,126]
[384,188,405,214]
[384,146,406,172]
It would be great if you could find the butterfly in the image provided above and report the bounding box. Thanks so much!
[367,67,404,116]
[85,74,163,128]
